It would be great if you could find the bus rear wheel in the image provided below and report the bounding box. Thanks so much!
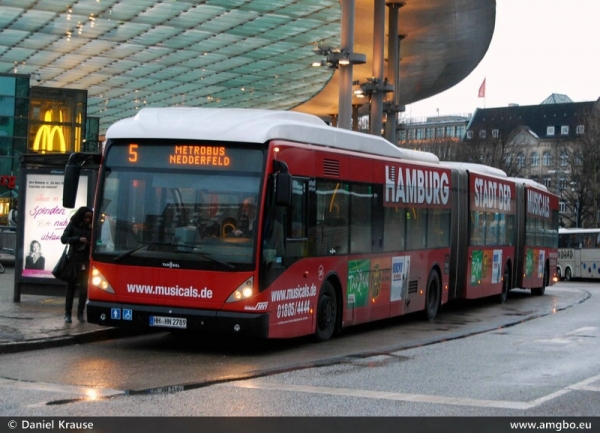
[498,265,510,304]
[532,265,548,296]
[565,267,572,281]
[315,281,337,342]
[423,270,440,321]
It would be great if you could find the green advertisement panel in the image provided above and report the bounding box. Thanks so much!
[348,259,370,308]
[471,250,483,285]
[525,249,534,277]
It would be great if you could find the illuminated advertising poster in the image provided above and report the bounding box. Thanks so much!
[492,249,503,284]
[22,174,88,279]
[538,249,546,278]
[391,256,410,301]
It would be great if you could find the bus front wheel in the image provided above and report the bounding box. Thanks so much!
[565,267,572,281]
[315,281,338,342]
[423,270,441,321]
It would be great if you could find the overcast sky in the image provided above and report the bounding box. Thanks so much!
[404,0,600,119]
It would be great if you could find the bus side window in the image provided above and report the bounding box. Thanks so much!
[290,179,307,238]
[427,207,450,249]
[313,180,349,255]
[406,207,427,250]
[383,207,405,252]
[470,211,485,246]
[350,184,372,253]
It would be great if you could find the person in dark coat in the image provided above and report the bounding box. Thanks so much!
[60,206,93,323]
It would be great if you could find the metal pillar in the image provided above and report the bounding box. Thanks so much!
[370,0,386,136]
[384,2,404,144]
[338,0,355,130]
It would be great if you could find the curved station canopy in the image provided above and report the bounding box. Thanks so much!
[0,0,495,134]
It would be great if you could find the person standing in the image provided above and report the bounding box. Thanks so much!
[60,206,93,323]
[8,199,17,227]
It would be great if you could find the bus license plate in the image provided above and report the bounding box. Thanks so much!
[149,316,187,329]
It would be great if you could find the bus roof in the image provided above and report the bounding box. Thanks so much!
[106,107,440,164]
[440,161,507,178]
[509,177,548,191]
[559,228,600,234]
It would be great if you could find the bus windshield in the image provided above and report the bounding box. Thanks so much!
[93,142,264,270]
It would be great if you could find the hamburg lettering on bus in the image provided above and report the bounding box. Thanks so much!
[385,165,450,205]
[473,177,512,212]
[527,189,550,218]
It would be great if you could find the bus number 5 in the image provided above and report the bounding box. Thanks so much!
[129,144,138,162]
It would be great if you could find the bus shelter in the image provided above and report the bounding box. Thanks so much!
[13,154,96,301]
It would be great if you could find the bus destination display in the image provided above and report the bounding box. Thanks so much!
[106,142,263,172]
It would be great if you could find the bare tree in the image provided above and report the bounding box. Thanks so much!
[562,103,600,227]
[454,126,531,177]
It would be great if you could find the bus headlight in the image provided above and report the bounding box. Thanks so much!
[91,267,115,294]
[226,277,254,303]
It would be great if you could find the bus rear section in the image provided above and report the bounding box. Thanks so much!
[514,180,559,294]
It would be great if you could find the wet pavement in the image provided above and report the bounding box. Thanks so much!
[0,265,120,354]
[0,261,590,356]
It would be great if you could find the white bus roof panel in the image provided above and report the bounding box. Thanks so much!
[510,177,548,191]
[440,161,508,178]
[106,107,440,164]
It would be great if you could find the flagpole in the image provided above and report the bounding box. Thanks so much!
[478,77,486,107]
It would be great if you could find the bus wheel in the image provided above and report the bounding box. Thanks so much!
[498,266,510,304]
[565,267,572,281]
[315,281,337,342]
[423,270,440,321]
[532,265,548,296]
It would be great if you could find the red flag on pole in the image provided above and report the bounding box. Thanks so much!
[478,78,486,98]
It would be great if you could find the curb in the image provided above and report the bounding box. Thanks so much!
[0,327,131,355]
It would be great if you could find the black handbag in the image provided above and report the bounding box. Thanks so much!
[52,245,79,283]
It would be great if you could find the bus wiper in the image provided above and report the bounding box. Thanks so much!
[113,241,182,262]
[113,242,153,262]
[113,242,236,270]
[190,251,237,270]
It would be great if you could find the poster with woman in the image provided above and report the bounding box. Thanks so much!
[21,173,88,279]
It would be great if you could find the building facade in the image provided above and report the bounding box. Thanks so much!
[464,95,599,228]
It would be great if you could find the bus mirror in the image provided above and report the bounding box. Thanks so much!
[63,162,81,209]
[275,172,292,207]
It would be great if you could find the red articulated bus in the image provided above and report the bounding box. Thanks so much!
[63,108,558,341]
[442,163,559,304]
